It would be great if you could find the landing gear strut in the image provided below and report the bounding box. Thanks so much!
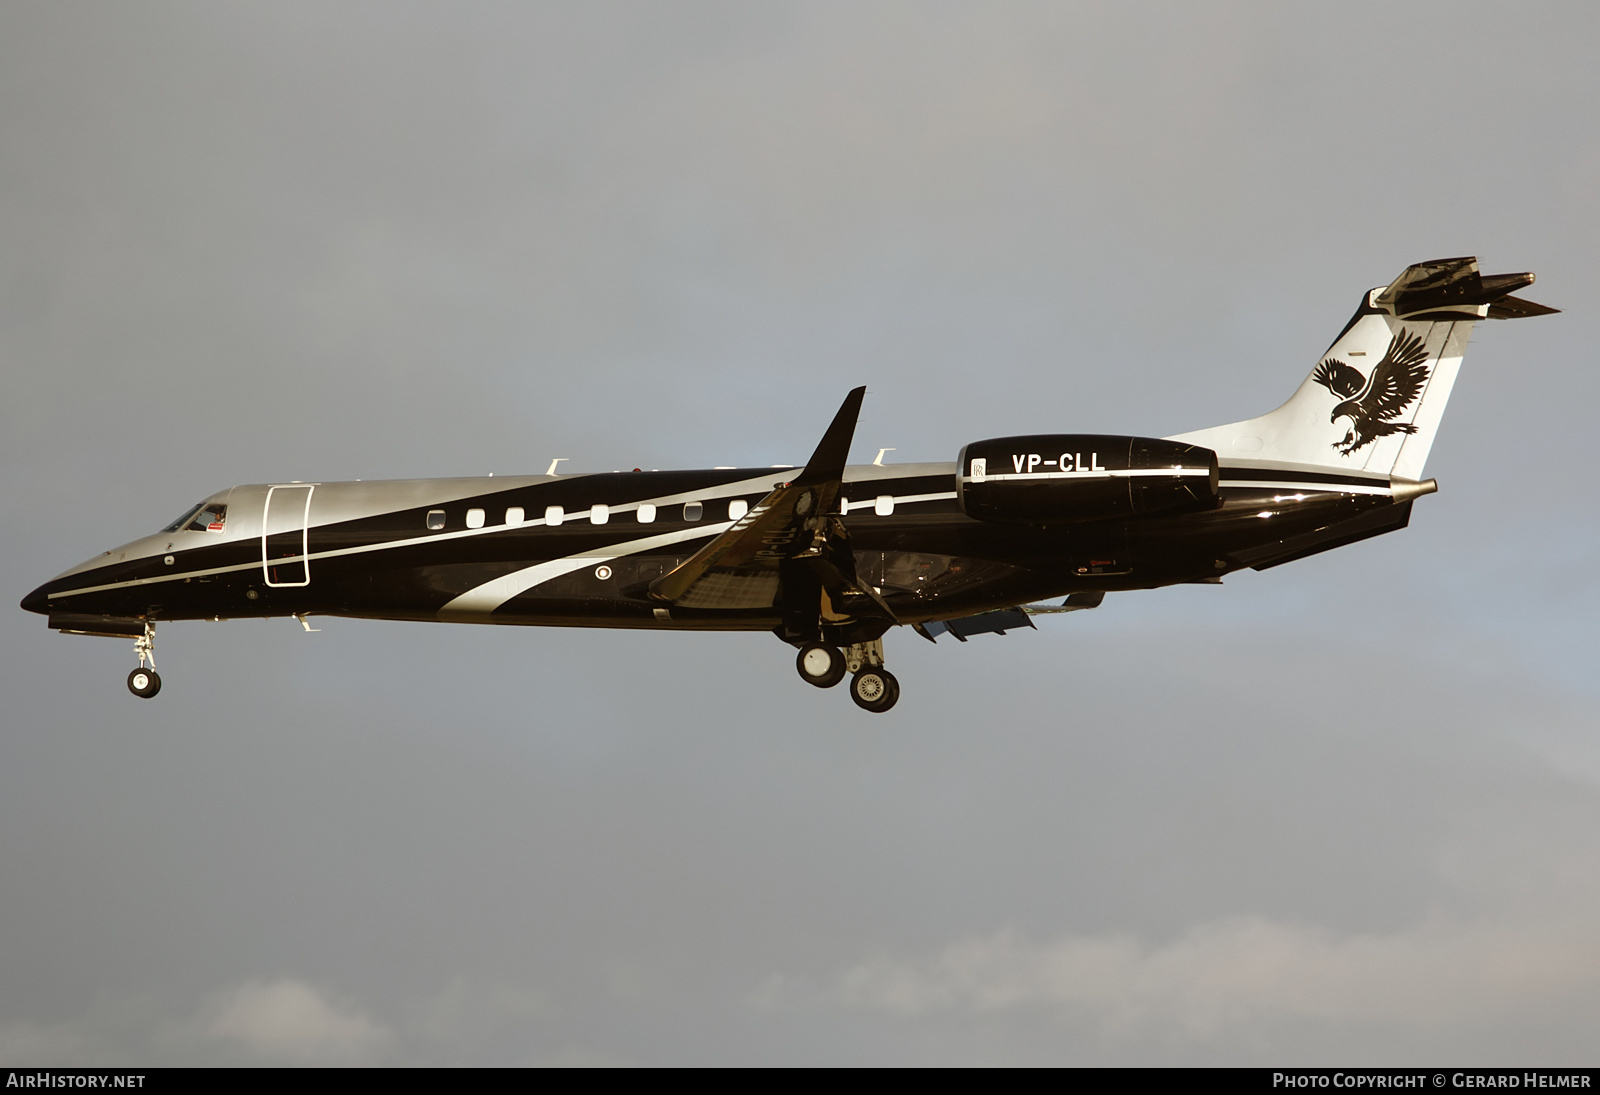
[793,636,899,712]
[127,623,161,699]
[843,639,898,713]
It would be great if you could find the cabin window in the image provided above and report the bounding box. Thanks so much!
[875,495,895,516]
[465,507,486,529]
[637,503,657,524]
[590,504,609,525]
[545,505,564,527]
[426,509,446,530]
[728,499,749,521]
[505,506,524,525]
[683,501,702,521]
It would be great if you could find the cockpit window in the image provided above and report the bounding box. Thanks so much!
[163,504,205,532]
[162,503,227,532]
[188,504,227,531]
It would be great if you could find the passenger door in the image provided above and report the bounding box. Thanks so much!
[262,484,315,587]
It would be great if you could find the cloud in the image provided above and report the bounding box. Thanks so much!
[823,910,1600,1039]
[0,1018,100,1067]
[199,978,395,1066]
[0,977,582,1067]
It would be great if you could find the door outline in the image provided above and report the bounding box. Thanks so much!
[262,484,315,587]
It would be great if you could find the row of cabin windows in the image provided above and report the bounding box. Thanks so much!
[423,497,765,531]
[422,495,899,532]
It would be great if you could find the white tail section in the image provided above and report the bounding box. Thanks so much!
[1170,257,1553,479]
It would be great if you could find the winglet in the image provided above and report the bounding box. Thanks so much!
[646,387,885,618]
[794,387,866,488]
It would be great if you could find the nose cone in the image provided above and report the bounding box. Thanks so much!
[20,582,52,616]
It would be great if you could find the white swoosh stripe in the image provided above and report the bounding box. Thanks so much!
[436,523,735,620]
[442,490,964,617]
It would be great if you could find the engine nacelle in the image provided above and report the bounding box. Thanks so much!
[957,434,1219,524]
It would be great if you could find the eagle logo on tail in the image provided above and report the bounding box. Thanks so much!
[1312,330,1431,456]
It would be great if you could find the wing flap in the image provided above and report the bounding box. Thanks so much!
[914,607,1037,643]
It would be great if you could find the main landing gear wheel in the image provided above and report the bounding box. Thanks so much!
[849,668,899,713]
[796,642,847,689]
[127,667,162,699]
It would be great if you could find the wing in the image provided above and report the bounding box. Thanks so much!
[1312,357,1365,398]
[1358,330,1430,421]
[649,387,895,621]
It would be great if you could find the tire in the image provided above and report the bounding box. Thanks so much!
[849,668,899,713]
[127,668,162,699]
[796,642,847,689]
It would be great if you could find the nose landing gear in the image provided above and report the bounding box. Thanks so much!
[128,667,161,698]
[127,623,161,698]
[793,637,899,713]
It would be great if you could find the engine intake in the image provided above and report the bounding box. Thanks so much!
[957,434,1219,524]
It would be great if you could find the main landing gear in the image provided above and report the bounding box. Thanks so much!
[796,642,847,689]
[794,638,899,713]
[127,622,161,699]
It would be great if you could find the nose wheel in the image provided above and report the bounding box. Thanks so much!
[127,622,162,699]
[127,667,162,698]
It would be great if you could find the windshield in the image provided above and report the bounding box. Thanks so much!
[161,502,228,533]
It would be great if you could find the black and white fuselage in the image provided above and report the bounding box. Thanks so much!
[20,257,1555,709]
[22,461,1406,631]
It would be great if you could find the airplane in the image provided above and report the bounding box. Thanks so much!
[20,256,1555,713]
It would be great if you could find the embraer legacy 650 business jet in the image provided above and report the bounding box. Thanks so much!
[22,257,1554,712]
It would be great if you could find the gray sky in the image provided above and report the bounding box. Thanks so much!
[3,0,1598,1066]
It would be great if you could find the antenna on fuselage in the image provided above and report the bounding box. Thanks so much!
[873,448,895,466]
[545,458,568,477]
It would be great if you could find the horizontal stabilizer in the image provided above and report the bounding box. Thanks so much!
[1487,294,1560,320]
[1376,257,1553,317]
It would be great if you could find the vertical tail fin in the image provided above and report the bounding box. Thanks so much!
[1170,257,1555,479]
